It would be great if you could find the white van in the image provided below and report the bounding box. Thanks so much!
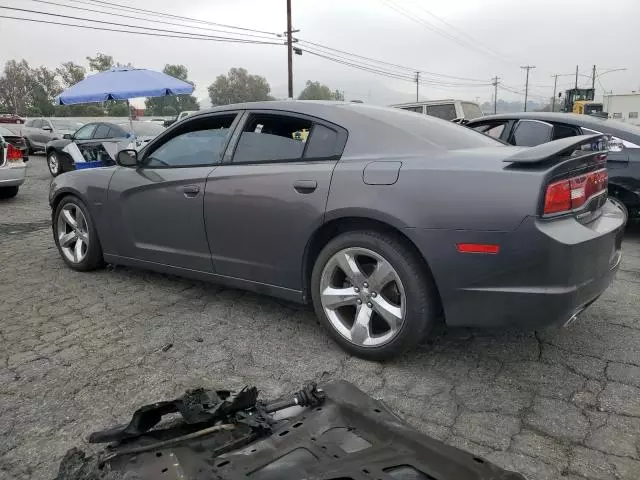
[391,99,484,122]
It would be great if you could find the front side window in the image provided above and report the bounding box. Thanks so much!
[612,113,622,119]
[24,119,34,127]
[233,114,312,164]
[510,120,553,147]
[426,104,457,121]
[32,119,43,129]
[143,114,236,168]
[74,124,97,140]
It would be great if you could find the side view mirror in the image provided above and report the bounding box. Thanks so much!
[62,133,73,140]
[42,126,52,131]
[117,149,139,167]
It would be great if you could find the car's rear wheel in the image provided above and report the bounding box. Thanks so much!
[0,186,19,199]
[53,196,104,271]
[47,151,62,177]
[24,138,34,155]
[311,230,437,360]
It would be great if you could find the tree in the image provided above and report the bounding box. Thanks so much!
[0,60,33,115]
[298,81,333,100]
[208,68,273,106]
[29,66,61,116]
[145,64,199,115]
[56,61,86,88]
[107,102,130,116]
[333,89,345,101]
[86,53,115,72]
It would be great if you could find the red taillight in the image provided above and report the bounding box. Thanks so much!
[6,143,22,162]
[543,168,608,215]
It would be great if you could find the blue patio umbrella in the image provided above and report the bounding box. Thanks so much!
[56,67,195,135]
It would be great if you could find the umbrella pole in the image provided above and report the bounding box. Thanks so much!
[127,99,135,140]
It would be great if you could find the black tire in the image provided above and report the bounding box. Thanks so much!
[53,196,104,271]
[47,150,62,177]
[24,137,34,155]
[0,186,19,199]
[609,196,629,221]
[311,230,438,361]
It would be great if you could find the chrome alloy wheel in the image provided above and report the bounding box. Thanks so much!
[48,153,59,175]
[57,203,89,264]
[319,247,406,347]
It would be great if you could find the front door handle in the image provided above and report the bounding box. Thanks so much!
[182,185,200,197]
[293,180,317,193]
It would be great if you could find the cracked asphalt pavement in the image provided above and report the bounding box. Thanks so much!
[1,157,640,480]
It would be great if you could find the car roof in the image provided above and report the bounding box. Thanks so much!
[469,112,640,143]
[186,101,502,154]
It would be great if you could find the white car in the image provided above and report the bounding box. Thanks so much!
[0,126,27,199]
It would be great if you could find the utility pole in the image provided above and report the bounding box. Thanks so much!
[575,65,579,89]
[415,71,420,102]
[521,66,535,112]
[592,64,597,90]
[551,74,559,112]
[491,76,499,114]
[286,0,293,99]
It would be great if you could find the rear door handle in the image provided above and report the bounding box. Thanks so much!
[293,180,317,193]
[182,185,200,197]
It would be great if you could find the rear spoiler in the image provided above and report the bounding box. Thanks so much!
[504,134,608,164]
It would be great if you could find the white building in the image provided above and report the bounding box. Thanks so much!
[603,92,640,125]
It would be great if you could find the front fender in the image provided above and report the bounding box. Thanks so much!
[50,167,118,253]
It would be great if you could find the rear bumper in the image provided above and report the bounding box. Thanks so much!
[0,163,26,187]
[410,199,626,328]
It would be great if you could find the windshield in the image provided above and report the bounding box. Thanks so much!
[50,119,85,131]
[117,122,166,137]
[461,102,483,119]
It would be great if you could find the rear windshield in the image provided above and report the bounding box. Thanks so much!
[346,104,503,150]
[461,102,484,120]
[0,126,16,137]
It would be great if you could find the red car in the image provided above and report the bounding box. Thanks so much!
[0,114,25,124]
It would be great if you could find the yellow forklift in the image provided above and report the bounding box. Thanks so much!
[560,87,606,116]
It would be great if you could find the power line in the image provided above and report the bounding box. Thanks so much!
[412,3,516,64]
[62,0,278,35]
[25,0,278,40]
[296,39,489,82]
[378,0,516,65]
[0,6,281,43]
[0,14,283,45]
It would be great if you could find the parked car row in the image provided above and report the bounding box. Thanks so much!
[49,102,626,360]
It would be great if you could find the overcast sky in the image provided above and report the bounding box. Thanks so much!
[1,0,638,107]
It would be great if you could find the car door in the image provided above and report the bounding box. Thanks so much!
[107,112,241,272]
[41,119,54,144]
[30,119,45,146]
[203,110,348,290]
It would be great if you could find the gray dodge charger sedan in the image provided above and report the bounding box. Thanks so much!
[49,101,626,360]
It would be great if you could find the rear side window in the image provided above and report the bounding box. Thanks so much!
[93,125,111,139]
[304,124,340,159]
[24,119,34,127]
[426,104,457,121]
[32,119,43,129]
[400,106,424,113]
[108,127,126,138]
[510,120,553,147]
[233,114,312,164]
[552,124,580,140]
[473,122,506,139]
[461,102,483,119]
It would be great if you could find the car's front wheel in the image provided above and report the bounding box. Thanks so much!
[24,138,34,155]
[47,151,62,177]
[53,196,104,271]
[311,230,438,360]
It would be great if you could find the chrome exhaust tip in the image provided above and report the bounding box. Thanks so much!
[563,307,585,328]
